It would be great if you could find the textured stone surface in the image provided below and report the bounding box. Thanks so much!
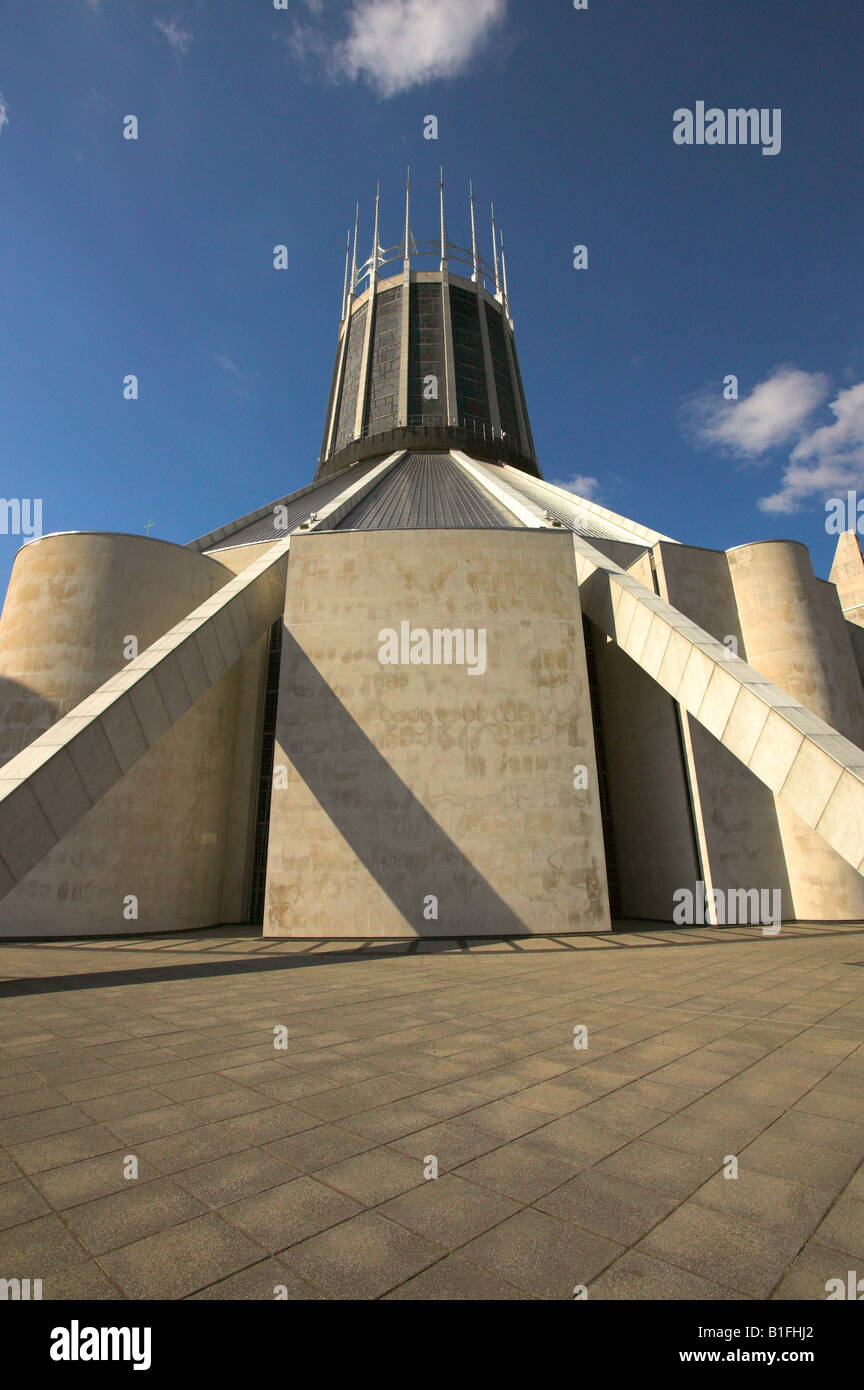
[0,537,291,933]
[571,530,864,892]
[729,540,864,920]
[265,529,610,937]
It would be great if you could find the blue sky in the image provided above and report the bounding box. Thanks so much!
[1,0,862,596]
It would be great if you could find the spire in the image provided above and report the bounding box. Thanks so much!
[340,228,351,321]
[469,180,479,284]
[500,229,511,318]
[490,202,501,298]
[370,179,381,283]
[349,203,359,296]
[439,166,447,268]
[403,166,411,265]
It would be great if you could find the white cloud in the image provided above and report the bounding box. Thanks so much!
[682,365,829,458]
[680,364,864,514]
[287,19,332,68]
[340,0,506,96]
[549,474,601,501]
[759,381,864,513]
[155,17,193,58]
[287,0,508,98]
[0,93,8,136]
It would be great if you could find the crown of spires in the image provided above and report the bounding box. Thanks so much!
[339,173,511,320]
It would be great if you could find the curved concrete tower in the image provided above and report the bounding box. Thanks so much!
[0,535,245,935]
[728,539,864,921]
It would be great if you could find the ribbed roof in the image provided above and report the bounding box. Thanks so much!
[330,452,521,531]
[191,460,384,553]
[190,449,670,555]
[469,460,671,545]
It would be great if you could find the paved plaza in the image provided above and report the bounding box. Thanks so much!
[0,923,863,1301]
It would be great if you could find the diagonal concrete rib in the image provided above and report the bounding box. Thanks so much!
[0,537,291,899]
[571,532,864,878]
[459,451,864,878]
[0,454,406,901]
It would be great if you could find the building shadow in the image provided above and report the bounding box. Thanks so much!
[2,923,860,999]
[269,626,552,935]
[0,677,59,768]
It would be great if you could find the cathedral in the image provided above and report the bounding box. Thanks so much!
[2,176,864,939]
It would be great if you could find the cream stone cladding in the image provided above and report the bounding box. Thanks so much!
[218,631,270,925]
[588,621,700,920]
[653,541,791,914]
[264,528,610,937]
[0,533,249,936]
[0,533,231,764]
[203,542,274,577]
[197,538,275,922]
[728,539,864,920]
[845,620,864,688]
[829,530,864,628]
[589,542,699,920]
[814,576,864,718]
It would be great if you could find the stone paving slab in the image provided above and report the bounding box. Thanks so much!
[0,922,862,1299]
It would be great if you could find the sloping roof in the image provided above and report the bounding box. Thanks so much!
[188,459,385,553]
[329,452,522,531]
[188,448,672,554]
[472,460,676,545]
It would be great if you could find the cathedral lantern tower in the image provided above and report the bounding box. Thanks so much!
[317,172,538,479]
